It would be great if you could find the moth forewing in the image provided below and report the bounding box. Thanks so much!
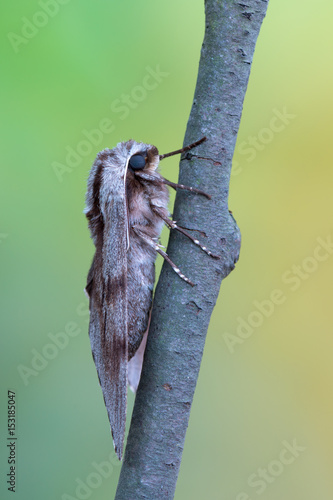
[85,149,130,459]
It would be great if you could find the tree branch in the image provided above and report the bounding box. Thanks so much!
[115,0,269,497]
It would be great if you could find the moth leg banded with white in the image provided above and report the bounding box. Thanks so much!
[85,137,219,460]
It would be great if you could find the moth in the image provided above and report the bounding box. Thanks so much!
[85,137,219,460]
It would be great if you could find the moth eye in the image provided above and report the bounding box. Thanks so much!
[128,154,146,171]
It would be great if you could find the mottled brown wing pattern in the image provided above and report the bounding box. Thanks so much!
[85,149,130,459]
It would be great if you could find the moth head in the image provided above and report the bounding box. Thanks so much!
[127,143,159,174]
[85,140,161,225]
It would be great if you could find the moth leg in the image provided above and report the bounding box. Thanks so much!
[132,226,195,287]
[160,177,211,200]
[151,205,220,260]
[133,170,211,199]
[175,225,207,238]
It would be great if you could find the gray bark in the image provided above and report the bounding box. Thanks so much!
[115,0,269,498]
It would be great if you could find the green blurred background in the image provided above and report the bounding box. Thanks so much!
[1,0,333,499]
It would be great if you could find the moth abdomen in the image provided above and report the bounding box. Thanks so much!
[126,230,157,359]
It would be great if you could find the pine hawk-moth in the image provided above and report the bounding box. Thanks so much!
[84,137,219,459]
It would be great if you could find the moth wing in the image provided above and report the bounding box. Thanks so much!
[128,329,148,393]
[88,196,128,460]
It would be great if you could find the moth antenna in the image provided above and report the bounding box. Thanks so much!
[159,136,207,160]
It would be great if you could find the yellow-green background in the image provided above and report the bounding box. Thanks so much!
[1,1,332,499]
